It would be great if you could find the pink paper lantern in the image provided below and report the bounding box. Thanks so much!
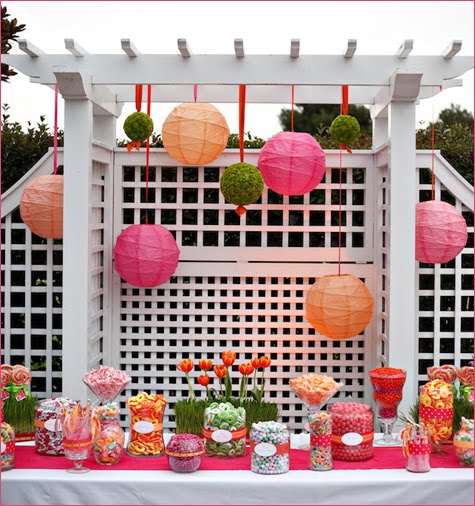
[257,131,326,196]
[114,224,180,287]
[416,200,467,264]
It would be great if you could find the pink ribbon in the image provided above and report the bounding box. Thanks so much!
[53,84,58,175]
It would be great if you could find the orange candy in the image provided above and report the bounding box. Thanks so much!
[290,373,342,407]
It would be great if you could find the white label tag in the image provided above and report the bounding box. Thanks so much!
[341,432,363,446]
[44,418,62,432]
[254,442,277,457]
[1,441,6,454]
[211,429,232,443]
[133,421,154,434]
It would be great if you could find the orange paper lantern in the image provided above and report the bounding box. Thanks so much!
[20,175,63,239]
[306,274,374,340]
[162,103,229,165]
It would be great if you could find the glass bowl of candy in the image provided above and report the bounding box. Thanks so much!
[166,434,204,473]
[453,417,474,466]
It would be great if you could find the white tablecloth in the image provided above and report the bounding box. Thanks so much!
[2,435,473,505]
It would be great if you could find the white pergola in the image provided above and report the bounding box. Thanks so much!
[4,38,473,411]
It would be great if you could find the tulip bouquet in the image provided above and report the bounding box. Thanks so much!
[174,351,278,435]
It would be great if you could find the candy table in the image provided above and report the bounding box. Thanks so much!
[2,434,473,505]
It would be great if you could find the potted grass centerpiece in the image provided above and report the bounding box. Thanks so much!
[173,352,278,436]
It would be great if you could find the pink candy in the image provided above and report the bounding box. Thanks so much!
[83,366,131,403]
[330,402,374,461]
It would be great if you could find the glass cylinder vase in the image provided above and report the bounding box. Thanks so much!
[403,426,431,473]
[308,410,333,471]
[92,403,125,465]
[250,421,290,475]
[203,402,246,458]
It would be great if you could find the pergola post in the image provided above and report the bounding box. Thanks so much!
[386,82,419,414]
[57,72,94,402]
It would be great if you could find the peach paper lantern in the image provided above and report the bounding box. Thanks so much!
[19,175,63,239]
[257,131,326,196]
[162,103,229,165]
[416,200,467,264]
[114,224,180,288]
[306,274,374,340]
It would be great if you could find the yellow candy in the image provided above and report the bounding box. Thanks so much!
[420,395,432,406]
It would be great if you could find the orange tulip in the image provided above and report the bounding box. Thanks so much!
[239,363,254,376]
[199,359,213,371]
[251,358,262,369]
[222,351,236,367]
[177,359,194,373]
[259,356,271,368]
[214,365,227,379]
[197,374,210,387]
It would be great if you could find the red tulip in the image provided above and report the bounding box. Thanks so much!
[251,358,262,369]
[199,359,213,371]
[177,359,194,373]
[214,365,227,379]
[197,374,210,387]
[259,356,271,368]
[239,363,254,376]
[222,351,236,367]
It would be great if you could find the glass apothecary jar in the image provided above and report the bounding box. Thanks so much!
[92,403,125,465]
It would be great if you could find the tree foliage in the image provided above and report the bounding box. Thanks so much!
[1,7,26,82]
[1,105,63,193]
[439,103,473,127]
[279,104,372,134]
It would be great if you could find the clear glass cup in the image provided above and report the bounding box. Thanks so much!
[369,368,406,446]
[63,413,92,474]
[404,426,431,473]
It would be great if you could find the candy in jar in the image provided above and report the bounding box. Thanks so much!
[329,402,374,461]
[400,424,431,473]
[1,421,15,471]
[453,418,474,466]
[308,411,332,471]
[92,403,125,465]
[250,421,290,475]
[204,402,246,458]
[127,392,166,457]
[166,434,204,473]
[419,379,453,450]
[35,397,76,455]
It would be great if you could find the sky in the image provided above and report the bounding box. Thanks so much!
[1,0,474,139]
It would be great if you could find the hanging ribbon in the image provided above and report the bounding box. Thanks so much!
[194,84,198,102]
[235,84,247,217]
[145,85,151,224]
[127,85,144,152]
[339,84,352,153]
[291,85,295,132]
[53,84,59,175]
[431,86,443,200]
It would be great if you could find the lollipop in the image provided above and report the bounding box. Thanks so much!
[458,367,474,387]
[427,365,458,384]
[1,365,13,388]
[11,365,32,386]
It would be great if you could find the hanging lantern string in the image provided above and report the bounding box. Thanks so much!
[239,85,246,163]
[194,84,198,102]
[338,85,349,276]
[145,84,152,225]
[53,84,59,175]
[135,84,143,112]
[291,85,295,132]
[431,86,442,201]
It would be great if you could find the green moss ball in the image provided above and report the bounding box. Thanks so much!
[220,163,264,206]
[123,112,154,142]
[330,115,360,145]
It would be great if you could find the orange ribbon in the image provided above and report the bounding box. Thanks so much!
[127,140,141,152]
[453,439,474,450]
[249,441,290,455]
[202,427,247,441]
[135,84,143,112]
[165,448,205,458]
[331,431,374,445]
[63,439,92,450]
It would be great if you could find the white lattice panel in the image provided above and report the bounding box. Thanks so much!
[112,149,376,430]
[1,210,63,398]
[415,160,474,388]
